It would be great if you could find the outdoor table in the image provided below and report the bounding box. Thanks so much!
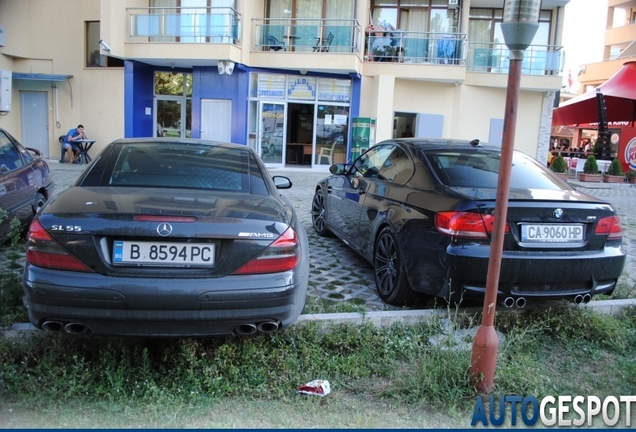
[75,139,96,165]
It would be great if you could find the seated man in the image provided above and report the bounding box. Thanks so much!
[63,124,87,164]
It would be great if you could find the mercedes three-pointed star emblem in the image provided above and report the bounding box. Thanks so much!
[157,222,173,236]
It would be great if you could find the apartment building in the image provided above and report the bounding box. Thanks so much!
[578,0,636,92]
[0,0,568,169]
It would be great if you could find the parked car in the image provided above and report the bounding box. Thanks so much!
[262,128,284,155]
[23,138,309,337]
[311,138,626,307]
[0,128,53,242]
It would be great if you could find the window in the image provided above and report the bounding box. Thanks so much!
[371,0,458,32]
[0,133,25,173]
[353,144,396,179]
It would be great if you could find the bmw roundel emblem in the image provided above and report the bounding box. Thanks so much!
[553,208,564,220]
[157,222,173,236]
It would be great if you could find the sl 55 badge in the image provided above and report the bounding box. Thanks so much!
[50,225,82,232]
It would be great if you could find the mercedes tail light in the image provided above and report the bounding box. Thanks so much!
[232,227,300,275]
[26,220,94,272]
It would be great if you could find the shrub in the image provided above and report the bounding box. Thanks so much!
[607,159,624,176]
[626,170,636,179]
[549,154,567,173]
[583,155,599,174]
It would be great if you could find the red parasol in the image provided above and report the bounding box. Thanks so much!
[552,61,636,126]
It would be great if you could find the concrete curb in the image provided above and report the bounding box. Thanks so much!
[4,299,634,339]
[295,298,636,328]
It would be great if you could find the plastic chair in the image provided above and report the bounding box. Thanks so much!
[58,135,66,162]
[318,141,337,165]
[313,32,334,52]
[266,34,286,51]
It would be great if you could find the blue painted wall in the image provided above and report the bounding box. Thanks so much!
[124,61,155,138]
[192,66,250,144]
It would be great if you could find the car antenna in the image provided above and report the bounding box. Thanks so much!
[470,139,480,147]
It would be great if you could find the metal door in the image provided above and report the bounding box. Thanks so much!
[19,91,49,157]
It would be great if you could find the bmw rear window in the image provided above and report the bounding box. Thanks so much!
[426,150,570,191]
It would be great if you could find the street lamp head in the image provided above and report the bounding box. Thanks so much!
[501,0,541,52]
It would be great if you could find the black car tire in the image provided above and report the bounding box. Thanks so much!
[33,192,46,215]
[374,226,416,306]
[311,190,332,237]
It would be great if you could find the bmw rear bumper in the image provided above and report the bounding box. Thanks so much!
[445,244,626,301]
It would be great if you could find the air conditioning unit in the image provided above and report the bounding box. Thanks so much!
[448,0,459,8]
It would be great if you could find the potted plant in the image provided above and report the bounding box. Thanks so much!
[578,155,601,182]
[549,154,569,180]
[603,159,625,183]
[626,170,636,184]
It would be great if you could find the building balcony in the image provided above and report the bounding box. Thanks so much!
[605,21,636,48]
[124,6,241,67]
[121,8,563,91]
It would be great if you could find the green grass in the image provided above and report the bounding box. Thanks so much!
[0,305,635,428]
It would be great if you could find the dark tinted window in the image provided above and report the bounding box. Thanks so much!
[426,149,570,190]
[87,143,268,194]
[353,144,395,179]
[378,146,414,184]
[0,132,25,173]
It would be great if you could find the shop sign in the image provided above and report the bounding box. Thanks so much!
[256,74,286,98]
[287,77,316,100]
[625,137,636,170]
[317,78,351,102]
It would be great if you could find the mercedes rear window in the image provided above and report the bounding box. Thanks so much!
[97,143,267,194]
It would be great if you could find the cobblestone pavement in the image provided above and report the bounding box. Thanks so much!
[3,160,635,312]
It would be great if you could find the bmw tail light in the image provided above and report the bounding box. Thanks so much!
[594,215,622,241]
[435,211,509,239]
[232,227,300,275]
[26,220,94,272]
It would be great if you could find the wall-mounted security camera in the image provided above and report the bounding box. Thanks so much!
[99,39,111,52]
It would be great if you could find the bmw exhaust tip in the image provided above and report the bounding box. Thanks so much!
[64,323,89,335]
[503,297,515,308]
[42,321,64,332]
[234,323,258,335]
[257,321,280,333]
[574,295,584,304]
[582,294,592,304]
[515,297,526,309]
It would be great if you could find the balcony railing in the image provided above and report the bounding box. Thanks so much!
[364,31,467,64]
[253,18,361,54]
[466,43,563,75]
[127,7,241,44]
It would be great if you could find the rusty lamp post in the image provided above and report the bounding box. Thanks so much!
[469,0,541,393]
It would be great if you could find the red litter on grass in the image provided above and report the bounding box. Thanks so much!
[296,379,331,397]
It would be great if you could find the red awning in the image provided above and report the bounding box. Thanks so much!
[552,61,636,126]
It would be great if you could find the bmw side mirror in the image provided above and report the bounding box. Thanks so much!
[329,164,348,175]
